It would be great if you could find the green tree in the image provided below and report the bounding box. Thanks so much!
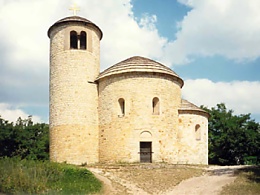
[0,116,49,160]
[202,103,260,165]
[0,117,16,157]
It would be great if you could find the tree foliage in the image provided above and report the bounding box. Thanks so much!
[1,103,260,165]
[0,116,49,160]
[202,103,260,165]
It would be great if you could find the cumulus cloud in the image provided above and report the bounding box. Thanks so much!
[0,103,42,123]
[91,1,167,69]
[0,0,57,67]
[166,0,260,65]
[0,0,259,122]
[0,0,166,119]
[182,79,260,117]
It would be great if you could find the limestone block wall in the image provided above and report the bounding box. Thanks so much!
[98,72,182,163]
[49,23,100,165]
[177,111,208,164]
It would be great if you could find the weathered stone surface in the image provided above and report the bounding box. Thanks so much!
[98,72,181,163]
[48,16,209,165]
[49,19,100,165]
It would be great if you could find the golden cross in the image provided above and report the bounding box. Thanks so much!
[69,3,80,16]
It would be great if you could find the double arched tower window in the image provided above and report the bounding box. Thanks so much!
[70,31,87,50]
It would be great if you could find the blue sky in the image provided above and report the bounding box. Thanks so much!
[133,0,260,81]
[133,0,191,40]
[0,0,259,122]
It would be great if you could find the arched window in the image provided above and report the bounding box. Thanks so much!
[118,98,125,116]
[80,31,87,49]
[70,31,78,49]
[195,124,201,140]
[152,97,160,115]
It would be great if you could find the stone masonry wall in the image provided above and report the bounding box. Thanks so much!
[49,23,100,165]
[98,73,182,163]
[178,111,208,164]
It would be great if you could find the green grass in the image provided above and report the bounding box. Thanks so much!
[221,166,260,195]
[0,158,102,194]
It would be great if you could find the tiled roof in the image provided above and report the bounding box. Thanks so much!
[96,56,184,87]
[179,99,209,117]
[48,16,102,39]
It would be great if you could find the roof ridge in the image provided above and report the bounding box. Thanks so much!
[97,56,183,87]
[55,16,93,24]
[48,16,103,39]
[179,99,209,117]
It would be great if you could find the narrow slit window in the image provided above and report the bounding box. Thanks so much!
[80,31,87,49]
[118,98,125,116]
[70,31,78,49]
[152,97,160,115]
[195,124,201,140]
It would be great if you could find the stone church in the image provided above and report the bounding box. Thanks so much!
[48,15,209,165]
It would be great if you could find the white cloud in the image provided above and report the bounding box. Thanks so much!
[0,0,259,122]
[182,79,260,118]
[168,0,260,65]
[0,0,166,116]
[0,0,58,69]
[0,103,42,123]
[1,0,260,71]
[0,0,166,71]
[92,1,167,69]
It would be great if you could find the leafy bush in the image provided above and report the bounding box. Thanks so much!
[0,116,49,160]
[244,156,259,165]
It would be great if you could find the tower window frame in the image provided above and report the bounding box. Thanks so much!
[152,97,160,115]
[80,31,87,50]
[69,30,87,50]
[195,124,201,141]
[118,98,125,117]
[70,31,78,49]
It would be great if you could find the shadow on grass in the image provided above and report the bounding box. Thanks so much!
[234,166,260,183]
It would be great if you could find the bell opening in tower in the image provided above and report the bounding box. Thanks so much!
[70,31,78,49]
[80,31,87,49]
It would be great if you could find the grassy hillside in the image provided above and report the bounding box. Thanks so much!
[222,166,260,195]
[0,158,102,194]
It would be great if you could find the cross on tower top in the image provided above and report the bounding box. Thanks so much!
[69,3,80,16]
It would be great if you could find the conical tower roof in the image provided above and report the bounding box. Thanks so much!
[48,16,102,39]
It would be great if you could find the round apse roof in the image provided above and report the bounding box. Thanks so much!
[96,56,184,87]
[179,99,210,117]
[48,16,102,39]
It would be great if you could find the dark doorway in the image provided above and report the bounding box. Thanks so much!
[140,142,152,163]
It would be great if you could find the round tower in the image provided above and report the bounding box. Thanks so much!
[48,16,102,165]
